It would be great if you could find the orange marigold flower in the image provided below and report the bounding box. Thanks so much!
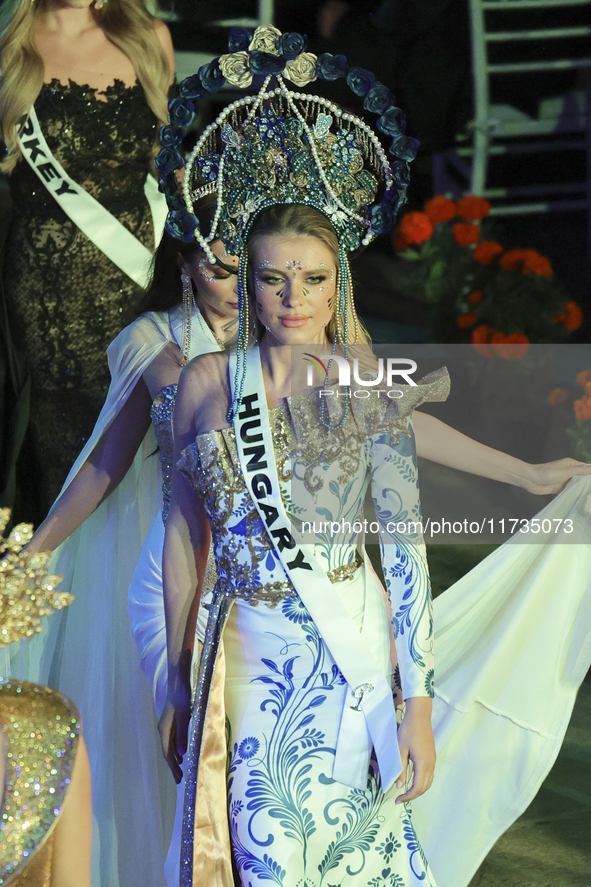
[424,195,456,224]
[503,333,530,359]
[456,195,491,220]
[499,249,528,271]
[457,312,478,328]
[452,222,480,247]
[574,396,591,421]
[471,324,495,357]
[392,229,408,251]
[585,381,591,396]
[576,370,591,387]
[548,388,568,406]
[500,249,540,272]
[473,241,503,265]
[488,332,529,360]
[469,290,483,303]
[472,324,493,344]
[565,301,583,331]
[523,253,553,277]
[399,211,434,245]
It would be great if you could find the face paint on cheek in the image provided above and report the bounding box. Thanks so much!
[255,276,266,291]
[302,287,310,298]
[327,296,334,309]
[255,301,263,315]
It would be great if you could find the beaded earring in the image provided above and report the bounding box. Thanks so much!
[227,248,250,422]
[179,274,194,367]
[320,245,351,432]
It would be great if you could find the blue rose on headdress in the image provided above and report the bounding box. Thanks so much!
[249,50,285,76]
[167,98,195,129]
[363,82,395,115]
[346,66,375,97]
[369,201,396,234]
[277,31,307,59]
[154,146,184,174]
[383,186,405,213]
[166,192,185,212]
[179,75,206,101]
[389,134,420,161]
[198,60,226,93]
[159,124,184,148]
[165,209,198,243]
[158,171,179,198]
[228,26,254,53]
[317,53,348,81]
[391,160,411,187]
[377,106,405,138]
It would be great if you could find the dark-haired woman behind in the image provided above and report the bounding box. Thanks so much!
[22,211,241,887]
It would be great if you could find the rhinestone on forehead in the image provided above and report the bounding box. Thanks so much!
[286,259,303,278]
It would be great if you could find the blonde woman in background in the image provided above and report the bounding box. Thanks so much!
[0,0,174,525]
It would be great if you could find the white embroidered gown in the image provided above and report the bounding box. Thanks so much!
[177,371,450,887]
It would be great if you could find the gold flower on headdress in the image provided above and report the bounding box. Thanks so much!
[219,52,253,88]
[283,53,318,88]
[0,508,73,647]
[249,24,282,56]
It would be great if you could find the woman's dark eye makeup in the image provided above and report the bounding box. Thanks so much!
[259,273,328,285]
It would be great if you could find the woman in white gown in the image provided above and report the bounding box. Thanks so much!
[22,197,240,887]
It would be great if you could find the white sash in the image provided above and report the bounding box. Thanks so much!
[230,346,402,792]
[17,108,164,287]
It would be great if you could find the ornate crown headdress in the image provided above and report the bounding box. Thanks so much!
[155,25,419,427]
[0,509,72,648]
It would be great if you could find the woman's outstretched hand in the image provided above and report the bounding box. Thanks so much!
[395,696,436,804]
[158,681,191,784]
[522,458,591,496]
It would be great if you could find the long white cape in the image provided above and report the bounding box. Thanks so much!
[417,474,591,886]
[9,305,220,887]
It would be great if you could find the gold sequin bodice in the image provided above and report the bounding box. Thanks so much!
[0,680,80,885]
[178,369,450,606]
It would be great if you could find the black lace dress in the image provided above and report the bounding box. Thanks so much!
[2,79,157,522]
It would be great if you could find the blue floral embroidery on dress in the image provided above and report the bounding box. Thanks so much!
[239,737,261,760]
[282,597,311,624]
[318,763,385,880]
[376,832,402,863]
[424,669,434,698]
[367,871,405,887]
[402,815,429,880]
[226,616,390,885]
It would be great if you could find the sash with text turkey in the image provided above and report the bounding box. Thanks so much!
[17,107,164,287]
